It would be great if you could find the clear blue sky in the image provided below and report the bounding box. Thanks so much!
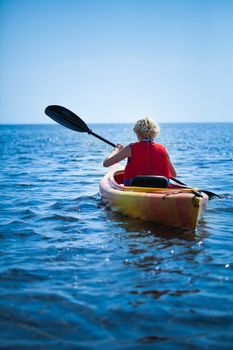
[0,0,233,124]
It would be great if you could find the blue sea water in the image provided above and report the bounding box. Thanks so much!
[0,123,233,349]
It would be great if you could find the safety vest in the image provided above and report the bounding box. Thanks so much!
[124,141,171,182]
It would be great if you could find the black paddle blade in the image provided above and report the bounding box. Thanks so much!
[45,105,90,133]
[45,105,116,147]
[201,190,221,199]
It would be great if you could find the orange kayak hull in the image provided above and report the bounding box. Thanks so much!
[99,169,208,229]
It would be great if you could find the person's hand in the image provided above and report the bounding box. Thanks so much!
[111,144,124,155]
[115,143,124,151]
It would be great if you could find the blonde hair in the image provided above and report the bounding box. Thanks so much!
[133,117,160,139]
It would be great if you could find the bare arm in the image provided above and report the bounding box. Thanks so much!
[166,152,177,177]
[103,144,131,167]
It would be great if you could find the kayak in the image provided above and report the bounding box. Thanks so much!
[99,168,209,229]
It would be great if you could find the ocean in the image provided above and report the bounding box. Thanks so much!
[0,123,233,349]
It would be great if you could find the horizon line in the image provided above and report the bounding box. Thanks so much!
[0,121,233,126]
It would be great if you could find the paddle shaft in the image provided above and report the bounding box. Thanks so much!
[89,130,116,148]
[171,177,186,185]
[171,177,220,198]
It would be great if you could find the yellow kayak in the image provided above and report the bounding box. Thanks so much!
[99,169,208,229]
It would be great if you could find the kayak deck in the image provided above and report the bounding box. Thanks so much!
[99,170,208,229]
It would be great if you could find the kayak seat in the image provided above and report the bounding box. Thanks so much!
[130,175,169,188]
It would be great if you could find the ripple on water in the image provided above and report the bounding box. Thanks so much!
[20,209,37,219]
[42,214,80,223]
[1,124,233,349]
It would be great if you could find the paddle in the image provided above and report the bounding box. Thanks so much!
[171,177,220,198]
[45,105,116,147]
[45,105,219,198]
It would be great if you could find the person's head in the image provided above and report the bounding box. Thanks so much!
[133,117,160,140]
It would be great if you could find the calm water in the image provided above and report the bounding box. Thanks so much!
[0,123,233,349]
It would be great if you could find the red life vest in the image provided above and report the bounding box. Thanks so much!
[124,141,171,181]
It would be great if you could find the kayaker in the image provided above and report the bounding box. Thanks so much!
[103,117,177,185]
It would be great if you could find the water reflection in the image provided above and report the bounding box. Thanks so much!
[102,207,210,305]
[106,208,197,241]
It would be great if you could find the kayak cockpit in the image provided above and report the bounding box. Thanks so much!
[114,170,171,189]
[114,170,124,185]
